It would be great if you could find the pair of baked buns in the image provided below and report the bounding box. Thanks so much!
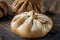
[11,0,53,38]
[0,0,8,18]
[11,10,53,38]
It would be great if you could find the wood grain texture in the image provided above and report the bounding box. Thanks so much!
[0,0,60,40]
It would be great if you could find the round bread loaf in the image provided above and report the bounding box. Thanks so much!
[11,10,53,38]
[0,1,8,18]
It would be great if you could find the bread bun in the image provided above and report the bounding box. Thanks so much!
[0,1,8,18]
[11,0,46,15]
[11,10,53,38]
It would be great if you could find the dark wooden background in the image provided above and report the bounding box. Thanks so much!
[0,0,60,40]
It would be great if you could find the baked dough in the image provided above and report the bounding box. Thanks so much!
[0,1,8,18]
[11,10,53,38]
[11,0,46,15]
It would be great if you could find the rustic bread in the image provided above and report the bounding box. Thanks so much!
[11,10,53,38]
[11,0,46,15]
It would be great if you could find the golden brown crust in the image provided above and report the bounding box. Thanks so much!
[11,0,46,15]
[0,1,8,18]
[11,10,53,38]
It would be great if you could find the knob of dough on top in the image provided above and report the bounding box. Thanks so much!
[11,10,53,38]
